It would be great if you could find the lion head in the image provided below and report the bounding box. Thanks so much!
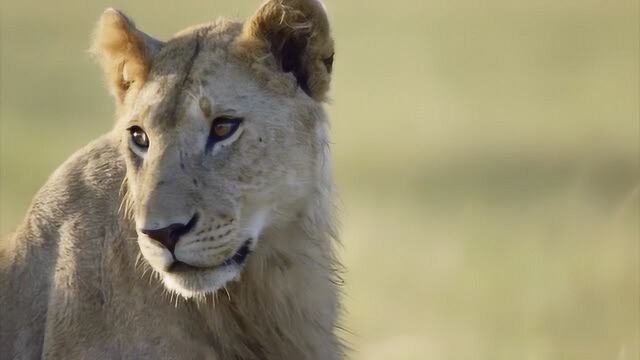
[91,0,334,298]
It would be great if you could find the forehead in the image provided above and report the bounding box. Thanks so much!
[132,21,261,128]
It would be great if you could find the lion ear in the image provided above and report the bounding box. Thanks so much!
[238,0,335,101]
[91,8,163,105]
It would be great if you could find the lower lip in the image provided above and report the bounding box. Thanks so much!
[169,239,252,273]
[222,239,251,266]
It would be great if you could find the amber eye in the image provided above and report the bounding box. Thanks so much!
[210,117,242,141]
[213,122,232,137]
[128,126,149,149]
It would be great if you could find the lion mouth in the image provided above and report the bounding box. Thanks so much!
[168,238,252,273]
[221,239,251,266]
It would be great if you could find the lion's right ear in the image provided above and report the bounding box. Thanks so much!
[91,9,163,105]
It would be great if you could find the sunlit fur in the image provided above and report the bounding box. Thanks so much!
[0,1,345,358]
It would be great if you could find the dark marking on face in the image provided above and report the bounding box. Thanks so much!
[192,178,199,186]
[180,161,185,170]
[205,140,215,154]
[258,137,263,142]
[148,32,201,129]
[128,148,143,168]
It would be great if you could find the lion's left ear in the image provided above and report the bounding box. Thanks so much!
[237,0,335,101]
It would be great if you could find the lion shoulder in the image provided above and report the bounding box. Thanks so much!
[0,133,128,357]
[2,133,125,259]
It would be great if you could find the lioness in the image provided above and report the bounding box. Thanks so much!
[0,0,344,358]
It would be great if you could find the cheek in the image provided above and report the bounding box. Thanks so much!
[214,134,269,183]
[199,127,301,196]
[122,147,145,192]
[124,169,141,199]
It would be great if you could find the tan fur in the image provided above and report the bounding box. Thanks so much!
[91,8,162,109]
[0,1,344,359]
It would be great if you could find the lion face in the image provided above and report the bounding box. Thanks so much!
[92,2,334,297]
[123,50,320,297]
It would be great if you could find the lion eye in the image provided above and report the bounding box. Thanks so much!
[213,123,232,137]
[210,117,241,141]
[128,126,149,149]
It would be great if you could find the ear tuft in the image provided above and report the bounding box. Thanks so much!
[236,0,335,101]
[91,8,162,105]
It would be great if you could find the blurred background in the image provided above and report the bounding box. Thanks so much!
[1,0,638,359]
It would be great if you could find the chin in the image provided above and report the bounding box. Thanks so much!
[160,263,243,299]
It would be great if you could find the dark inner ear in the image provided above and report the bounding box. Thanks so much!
[117,61,133,91]
[277,36,311,96]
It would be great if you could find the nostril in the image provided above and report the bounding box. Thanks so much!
[141,224,183,253]
[141,214,198,253]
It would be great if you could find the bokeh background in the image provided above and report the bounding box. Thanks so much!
[1,0,638,359]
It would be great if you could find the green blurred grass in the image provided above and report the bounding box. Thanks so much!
[1,0,638,359]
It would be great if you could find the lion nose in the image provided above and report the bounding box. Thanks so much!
[141,215,198,253]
